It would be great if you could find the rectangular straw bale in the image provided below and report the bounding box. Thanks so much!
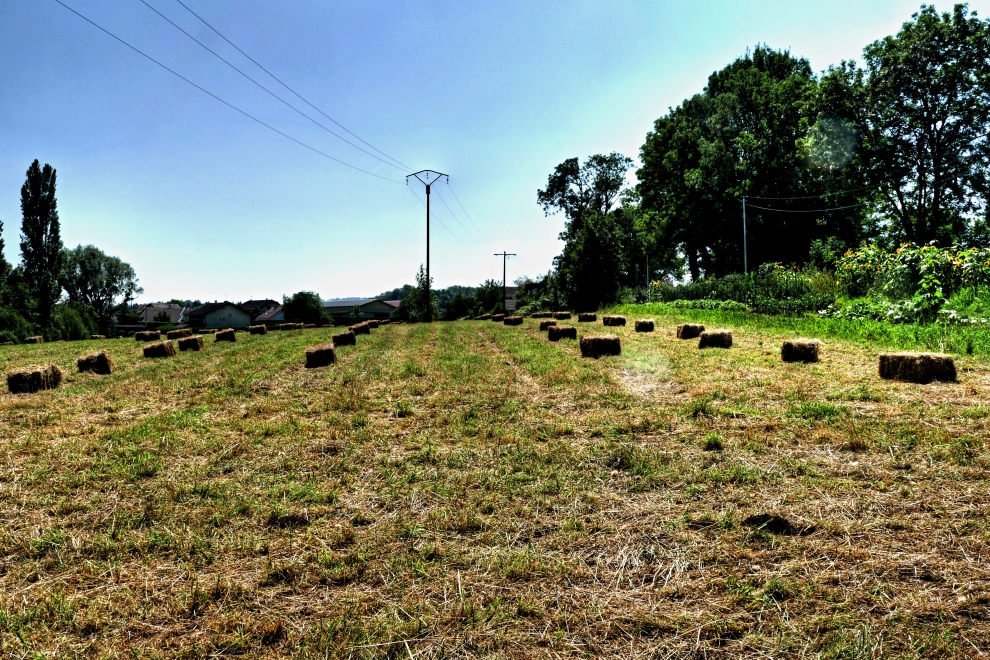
[332,330,356,347]
[215,328,236,342]
[491,314,505,322]
[305,344,336,368]
[781,339,820,363]
[580,335,621,358]
[166,328,192,340]
[635,319,655,333]
[178,335,204,351]
[503,315,523,326]
[602,315,626,327]
[698,330,733,349]
[77,350,112,375]
[474,314,491,320]
[7,364,62,393]
[578,313,597,322]
[24,336,44,344]
[0,342,13,347]
[879,352,956,384]
[90,334,106,340]
[676,323,705,339]
[199,328,216,334]
[134,330,160,342]
[304,324,317,328]
[349,322,370,335]
[249,325,268,335]
[279,323,300,331]
[368,320,380,329]
[539,320,557,331]
[547,325,577,341]
[553,312,572,320]
[143,340,176,358]
[530,312,551,319]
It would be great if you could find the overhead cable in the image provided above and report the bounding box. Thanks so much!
[406,187,484,255]
[433,188,490,249]
[745,202,869,213]
[172,0,410,170]
[445,181,493,246]
[140,0,403,171]
[53,0,403,184]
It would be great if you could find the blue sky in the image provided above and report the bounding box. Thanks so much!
[1,0,986,303]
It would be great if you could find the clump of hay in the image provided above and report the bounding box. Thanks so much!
[782,339,820,363]
[578,313,597,322]
[143,341,176,358]
[553,312,571,320]
[215,328,236,342]
[530,312,552,319]
[349,322,370,335]
[368,320,380,329]
[24,336,44,344]
[249,325,268,335]
[166,328,192,340]
[280,323,302,331]
[676,323,705,339]
[580,335,621,358]
[547,325,577,341]
[698,330,733,349]
[602,316,626,327]
[879,353,956,383]
[199,328,216,334]
[304,323,317,328]
[379,319,391,325]
[474,314,492,320]
[178,335,204,351]
[77,351,112,375]
[134,330,160,342]
[635,319,655,333]
[539,320,557,331]
[503,316,523,326]
[332,330,356,347]
[7,364,62,393]
[0,342,13,347]
[305,345,336,368]
[90,334,106,340]
[491,314,505,322]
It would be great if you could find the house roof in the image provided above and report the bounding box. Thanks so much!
[323,298,375,307]
[186,302,250,318]
[255,304,283,321]
[137,303,185,323]
[240,299,279,312]
[384,300,401,308]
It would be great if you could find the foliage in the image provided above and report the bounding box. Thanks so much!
[537,152,632,225]
[282,291,329,325]
[61,244,143,336]
[554,211,628,311]
[396,265,439,323]
[51,303,95,341]
[19,160,65,331]
[443,293,475,320]
[0,306,32,344]
[474,279,503,314]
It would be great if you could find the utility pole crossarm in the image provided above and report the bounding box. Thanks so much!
[494,251,517,314]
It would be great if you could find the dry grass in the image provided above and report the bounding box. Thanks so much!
[0,319,988,658]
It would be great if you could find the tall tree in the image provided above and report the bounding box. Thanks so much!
[0,217,12,306]
[859,4,990,245]
[60,244,143,335]
[537,152,632,233]
[20,160,64,329]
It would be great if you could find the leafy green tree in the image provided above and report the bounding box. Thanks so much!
[554,211,628,311]
[349,305,364,323]
[0,307,32,344]
[60,244,143,335]
[19,160,64,331]
[474,279,503,313]
[538,152,632,234]
[396,265,439,322]
[282,291,328,325]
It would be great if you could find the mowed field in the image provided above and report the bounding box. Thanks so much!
[1,319,988,659]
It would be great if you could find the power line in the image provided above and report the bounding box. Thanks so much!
[434,187,489,248]
[172,0,409,170]
[744,201,869,213]
[53,0,404,184]
[445,181,493,246]
[407,185,483,255]
[745,185,874,201]
[139,0,403,171]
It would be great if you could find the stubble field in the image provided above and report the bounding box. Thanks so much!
[0,317,988,659]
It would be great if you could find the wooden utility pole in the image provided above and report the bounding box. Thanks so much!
[406,170,448,322]
[494,251,516,313]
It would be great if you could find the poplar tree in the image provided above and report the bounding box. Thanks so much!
[19,160,64,329]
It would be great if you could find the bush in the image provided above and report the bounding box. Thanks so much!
[282,291,329,325]
[0,307,33,343]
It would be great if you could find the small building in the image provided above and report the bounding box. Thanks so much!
[504,286,519,311]
[137,303,186,324]
[240,299,280,319]
[255,304,285,323]
[323,298,397,320]
[185,302,253,328]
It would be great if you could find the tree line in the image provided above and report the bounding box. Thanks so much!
[0,160,142,342]
[532,4,990,312]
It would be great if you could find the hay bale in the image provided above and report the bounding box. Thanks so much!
[602,315,626,327]
[547,325,577,341]
[698,330,732,349]
[580,335,621,358]
[782,339,820,363]
[879,353,956,384]
[635,319,655,333]
[553,312,571,320]
[166,328,192,340]
[215,328,236,342]
[134,330,160,342]
[504,316,523,326]
[332,330,356,347]
[349,322,370,335]
[676,323,705,339]
[474,314,492,320]
[199,328,216,334]
[539,320,557,331]
[24,336,44,344]
[578,313,597,322]
[249,325,268,335]
[491,314,505,322]
[305,344,336,368]
[77,350,112,375]
[280,323,301,331]
[90,334,106,340]
[304,323,317,328]
[178,335,204,351]
[143,341,176,358]
[0,342,13,347]
[7,364,62,393]
[379,320,391,325]
[530,312,551,319]
[368,320,380,329]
